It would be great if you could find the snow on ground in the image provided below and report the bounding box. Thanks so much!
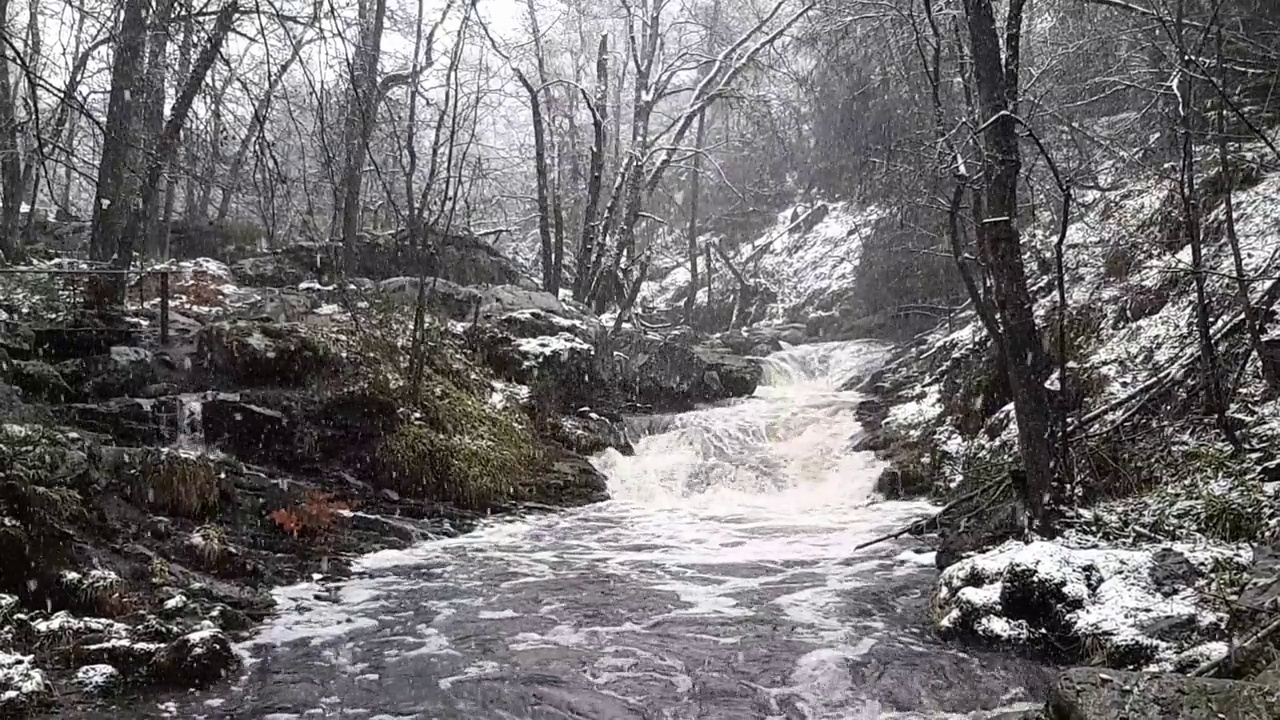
[935,538,1248,671]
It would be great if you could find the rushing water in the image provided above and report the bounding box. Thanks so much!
[121,340,1052,719]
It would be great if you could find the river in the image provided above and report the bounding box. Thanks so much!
[123,340,1052,719]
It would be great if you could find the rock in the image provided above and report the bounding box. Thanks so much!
[379,276,483,320]
[78,638,165,678]
[1047,667,1280,719]
[1149,549,1202,597]
[610,328,761,412]
[150,629,239,687]
[56,346,158,400]
[525,453,610,507]
[196,320,338,388]
[0,652,51,713]
[935,540,1233,669]
[5,359,73,401]
[74,663,122,695]
[546,412,634,456]
[471,323,602,415]
[62,397,171,445]
[233,253,314,288]
[209,604,254,634]
[202,398,294,464]
[29,308,135,361]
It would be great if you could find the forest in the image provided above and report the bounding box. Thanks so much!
[1,0,1280,716]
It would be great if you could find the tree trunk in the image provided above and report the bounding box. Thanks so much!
[683,110,706,324]
[142,0,176,258]
[1216,26,1277,394]
[90,0,149,266]
[116,1,238,275]
[573,34,609,301]
[338,0,389,269]
[517,69,557,294]
[963,0,1055,529]
[0,0,25,262]
[1174,0,1234,444]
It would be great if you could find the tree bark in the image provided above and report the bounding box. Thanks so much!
[963,0,1055,529]
[90,0,150,265]
[573,34,608,301]
[0,0,24,262]
[116,1,238,275]
[683,110,706,324]
[338,0,390,269]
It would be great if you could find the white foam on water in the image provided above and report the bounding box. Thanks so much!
[226,340,1043,718]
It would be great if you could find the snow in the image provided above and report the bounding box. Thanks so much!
[32,612,129,638]
[512,333,593,368]
[74,664,120,692]
[936,539,1239,668]
[0,652,48,708]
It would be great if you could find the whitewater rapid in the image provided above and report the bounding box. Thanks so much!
[129,340,1051,719]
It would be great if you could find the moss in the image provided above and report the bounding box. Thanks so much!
[136,452,223,519]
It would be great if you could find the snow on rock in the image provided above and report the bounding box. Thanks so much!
[74,663,121,695]
[935,539,1244,670]
[32,612,129,639]
[151,628,239,687]
[0,652,50,711]
[512,333,594,369]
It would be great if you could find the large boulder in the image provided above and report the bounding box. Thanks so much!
[1047,667,1280,719]
[610,328,761,412]
[196,320,338,388]
[202,398,294,465]
[4,359,73,402]
[56,346,158,400]
[934,540,1240,671]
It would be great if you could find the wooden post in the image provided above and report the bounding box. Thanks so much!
[159,271,170,345]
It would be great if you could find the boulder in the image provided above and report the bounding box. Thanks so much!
[524,452,610,507]
[0,652,51,714]
[196,320,338,388]
[62,397,173,446]
[934,540,1236,670]
[202,398,294,465]
[233,253,315,288]
[5,359,73,402]
[150,629,239,687]
[545,412,634,457]
[1047,667,1280,719]
[57,346,158,400]
[379,276,483,320]
[29,308,135,361]
[74,663,122,695]
[610,328,761,412]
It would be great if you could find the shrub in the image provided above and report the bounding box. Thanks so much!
[136,451,223,519]
[268,490,351,539]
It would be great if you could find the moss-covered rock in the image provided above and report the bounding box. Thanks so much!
[4,360,73,402]
[196,320,338,388]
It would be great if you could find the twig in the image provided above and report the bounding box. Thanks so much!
[849,487,983,554]
[1192,611,1280,678]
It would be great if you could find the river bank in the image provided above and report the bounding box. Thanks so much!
[0,241,767,717]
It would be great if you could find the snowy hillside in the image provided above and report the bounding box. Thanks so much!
[643,201,883,327]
